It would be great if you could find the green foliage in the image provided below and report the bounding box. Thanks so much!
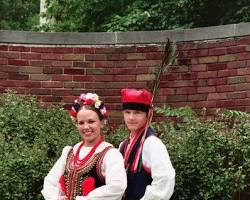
[41,0,250,32]
[108,106,250,199]
[0,0,40,31]
[0,91,79,200]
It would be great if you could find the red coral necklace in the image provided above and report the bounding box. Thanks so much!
[73,137,104,168]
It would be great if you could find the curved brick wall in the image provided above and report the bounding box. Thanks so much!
[0,22,250,123]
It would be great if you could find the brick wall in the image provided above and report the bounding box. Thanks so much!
[0,23,250,123]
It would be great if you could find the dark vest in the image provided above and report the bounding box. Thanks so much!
[63,146,111,200]
[120,127,154,200]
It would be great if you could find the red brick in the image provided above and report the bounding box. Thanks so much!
[74,47,95,54]
[178,58,198,65]
[160,73,180,81]
[0,59,8,65]
[21,53,41,60]
[208,48,227,56]
[208,78,226,86]
[95,89,121,96]
[52,89,75,96]
[216,85,235,92]
[43,67,63,74]
[227,91,247,99]
[8,59,29,66]
[127,53,146,60]
[194,101,216,108]
[9,46,30,52]
[41,53,62,60]
[107,54,127,61]
[156,88,175,96]
[64,82,84,88]
[0,72,8,79]
[92,75,114,82]
[227,46,246,54]
[0,80,27,87]
[64,68,85,75]
[126,82,148,88]
[73,61,94,68]
[216,100,235,107]
[218,69,238,77]
[181,72,198,80]
[63,54,84,61]
[85,82,108,89]
[9,73,29,80]
[103,96,121,103]
[177,42,197,50]
[85,54,107,61]
[95,47,116,54]
[0,52,20,59]
[114,75,136,81]
[188,94,207,101]
[207,63,227,71]
[197,86,216,93]
[235,83,250,91]
[176,87,196,94]
[29,60,52,67]
[227,60,246,69]
[52,61,72,67]
[237,68,250,75]
[170,65,189,73]
[52,75,72,81]
[145,52,164,60]
[106,67,148,75]
[137,60,161,67]
[198,71,217,79]
[189,64,207,72]
[0,45,8,51]
[26,81,42,88]
[95,61,116,68]
[237,52,250,60]
[237,36,250,45]
[30,88,51,95]
[42,81,63,88]
[235,99,250,106]
[31,47,54,53]
[52,47,74,53]
[39,96,62,102]
[207,93,227,100]
[167,95,187,102]
[73,75,94,81]
[0,66,19,73]
[115,46,137,53]
[136,46,161,53]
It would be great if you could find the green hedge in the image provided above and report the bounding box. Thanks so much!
[0,91,79,200]
[0,91,249,200]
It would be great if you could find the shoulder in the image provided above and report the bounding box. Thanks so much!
[144,135,165,149]
[62,145,73,155]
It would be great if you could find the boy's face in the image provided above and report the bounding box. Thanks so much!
[123,109,147,135]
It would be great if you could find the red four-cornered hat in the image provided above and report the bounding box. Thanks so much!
[121,88,152,105]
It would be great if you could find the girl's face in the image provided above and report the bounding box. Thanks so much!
[76,107,104,147]
[123,109,147,137]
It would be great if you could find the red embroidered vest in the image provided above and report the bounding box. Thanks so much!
[61,146,111,200]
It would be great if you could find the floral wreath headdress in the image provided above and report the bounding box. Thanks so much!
[69,93,107,118]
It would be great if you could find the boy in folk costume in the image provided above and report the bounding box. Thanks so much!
[119,88,175,200]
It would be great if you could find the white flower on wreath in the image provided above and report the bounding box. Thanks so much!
[100,107,107,115]
[94,100,102,109]
[85,93,99,101]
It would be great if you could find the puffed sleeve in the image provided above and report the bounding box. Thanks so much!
[140,136,175,200]
[41,146,72,200]
[75,148,127,200]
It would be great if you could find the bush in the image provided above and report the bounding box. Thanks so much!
[0,91,79,200]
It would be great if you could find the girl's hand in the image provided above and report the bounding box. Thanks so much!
[58,196,68,200]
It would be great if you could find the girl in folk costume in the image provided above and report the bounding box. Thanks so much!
[119,88,175,200]
[42,93,127,200]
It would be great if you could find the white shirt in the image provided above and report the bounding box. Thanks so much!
[41,141,127,200]
[120,135,175,200]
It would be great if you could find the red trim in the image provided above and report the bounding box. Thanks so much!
[142,164,151,174]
